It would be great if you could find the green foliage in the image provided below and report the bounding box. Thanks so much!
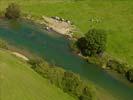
[69,40,80,53]
[0,39,8,49]
[107,60,128,74]
[78,82,93,100]
[126,69,133,82]
[77,29,107,56]
[61,72,81,94]
[28,58,95,100]
[86,55,107,67]
[28,58,43,69]
[5,3,20,19]
[76,37,88,55]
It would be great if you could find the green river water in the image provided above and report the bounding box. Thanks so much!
[0,19,133,100]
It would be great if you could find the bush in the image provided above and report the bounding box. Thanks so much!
[28,58,44,69]
[0,39,8,49]
[79,84,93,100]
[126,69,133,82]
[70,40,80,53]
[62,72,81,93]
[5,3,20,19]
[107,60,128,74]
[86,55,107,68]
[28,58,95,100]
[77,29,107,56]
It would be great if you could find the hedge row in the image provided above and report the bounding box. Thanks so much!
[107,59,133,82]
[86,55,133,83]
[28,58,96,100]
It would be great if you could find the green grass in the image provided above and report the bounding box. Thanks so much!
[0,49,118,100]
[0,49,75,100]
[0,0,133,65]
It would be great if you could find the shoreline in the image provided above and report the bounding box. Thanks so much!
[106,70,133,87]
[0,15,132,84]
[76,51,133,84]
[11,52,29,61]
[22,15,133,84]
[22,15,74,39]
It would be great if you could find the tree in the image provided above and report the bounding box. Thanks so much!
[77,29,107,56]
[5,3,20,19]
[76,37,88,55]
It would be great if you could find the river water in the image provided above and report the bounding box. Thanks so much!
[0,19,133,100]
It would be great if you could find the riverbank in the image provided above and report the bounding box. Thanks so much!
[0,38,98,100]
[106,70,133,87]
[21,14,133,83]
[22,15,75,38]
[0,45,118,100]
[69,38,133,84]
[74,47,133,83]
[11,52,29,61]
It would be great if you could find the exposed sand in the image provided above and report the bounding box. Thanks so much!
[42,16,72,35]
[24,15,74,37]
[12,52,29,61]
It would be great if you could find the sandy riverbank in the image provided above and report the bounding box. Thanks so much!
[12,52,29,61]
[24,15,74,38]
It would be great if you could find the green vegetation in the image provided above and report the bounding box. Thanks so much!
[75,27,133,83]
[0,40,118,100]
[0,50,76,100]
[0,1,132,100]
[28,58,96,100]
[107,60,128,74]
[0,0,132,65]
[0,39,8,49]
[76,29,107,56]
[106,59,133,82]
[5,3,20,19]
[126,69,133,82]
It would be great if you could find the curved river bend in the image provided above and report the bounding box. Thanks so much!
[0,20,133,100]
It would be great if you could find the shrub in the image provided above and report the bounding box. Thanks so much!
[77,29,107,56]
[126,69,133,82]
[46,68,64,88]
[28,58,44,69]
[0,39,8,49]
[70,40,80,53]
[5,3,20,19]
[79,83,93,100]
[61,72,81,93]
[28,58,95,100]
[107,60,128,74]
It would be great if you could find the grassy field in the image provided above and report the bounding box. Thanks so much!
[0,0,133,66]
[0,49,119,100]
[0,50,75,100]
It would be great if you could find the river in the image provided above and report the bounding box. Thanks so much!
[0,19,133,100]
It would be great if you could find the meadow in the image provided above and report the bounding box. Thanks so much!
[0,0,133,66]
[0,50,75,100]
